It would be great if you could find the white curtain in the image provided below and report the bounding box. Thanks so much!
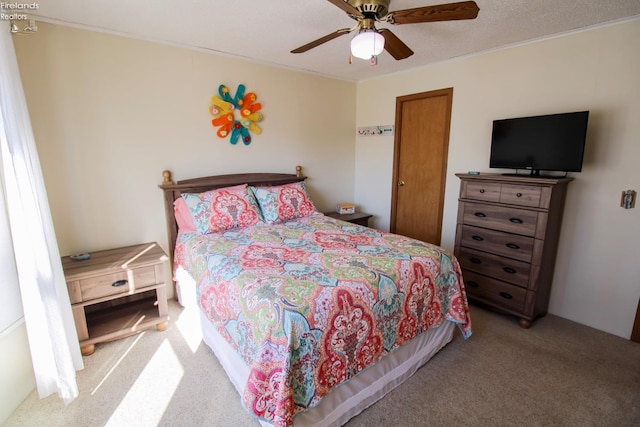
[0,25,83,403]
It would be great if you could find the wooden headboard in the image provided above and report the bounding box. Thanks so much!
[158,166,306,291]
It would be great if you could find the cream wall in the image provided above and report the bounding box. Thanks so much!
[4,23,356,422]
[0,324,34,424]
[4,16,638,424]
[13,23,357,269]
[355,18,640,339]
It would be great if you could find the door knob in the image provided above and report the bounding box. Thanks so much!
[398,180,405,186]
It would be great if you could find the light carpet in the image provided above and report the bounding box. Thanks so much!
[4,300,640,427]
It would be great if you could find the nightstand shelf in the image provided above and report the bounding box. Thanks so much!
[62,242,169,355]
[325,211,373,227]
[84,288,166,341]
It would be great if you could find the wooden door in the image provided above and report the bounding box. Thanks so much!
[390,88,453,245]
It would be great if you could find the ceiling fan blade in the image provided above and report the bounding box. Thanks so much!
[379,29,414,60]
[291,29,351,54]
[389,1,479,25]
[327,0,364,18]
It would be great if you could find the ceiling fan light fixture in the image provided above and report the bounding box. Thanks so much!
[350,30,384,60]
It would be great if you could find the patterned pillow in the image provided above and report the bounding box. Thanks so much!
[251,181,318,224]
[181,184,261,234]
[173,197,196,233]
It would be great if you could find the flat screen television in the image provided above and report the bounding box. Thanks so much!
[489,111,589,176]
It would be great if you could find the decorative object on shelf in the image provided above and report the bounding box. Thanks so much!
[336,203,356,214]
[8,19,38,35]
[209,84,263,145]
[357,125,394,137]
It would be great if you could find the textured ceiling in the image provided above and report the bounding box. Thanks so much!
[23,0,640,82]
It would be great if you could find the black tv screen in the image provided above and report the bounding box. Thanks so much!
[489,111,589,175]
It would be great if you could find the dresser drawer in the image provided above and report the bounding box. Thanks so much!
[461,202,539,237]
[459,224,534,263]
[462,270,527,313]
[458,247,530,288]
[462,181,501,203]
[78,266,158,302]
[500,184,541,207]
[456,173,572,327]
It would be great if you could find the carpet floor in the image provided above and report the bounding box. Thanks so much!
[4,300,640,427]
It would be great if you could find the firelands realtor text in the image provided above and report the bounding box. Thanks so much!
[1,2,39,20]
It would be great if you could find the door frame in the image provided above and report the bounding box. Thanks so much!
[390,87,453,244]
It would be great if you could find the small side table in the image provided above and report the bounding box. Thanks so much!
[62,242,170,355]
[325,211,373,227]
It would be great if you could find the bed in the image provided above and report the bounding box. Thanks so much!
[159,166,472,427]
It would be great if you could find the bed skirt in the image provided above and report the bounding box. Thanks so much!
[199,308,456,426]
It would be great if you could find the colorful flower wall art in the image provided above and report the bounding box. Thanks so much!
[209,84,264,145]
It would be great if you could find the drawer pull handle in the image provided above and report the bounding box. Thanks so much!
[467,281,479,288]
[499,292,513,299]
[516,192,523,197]
[479,189,485,194]
[469,257,482,264]
[506,243,520,250]
[472,235,484,241]
[112,279,128,288]
[509,217,523,224]
[503,267,517,274]
[474,212,487,218]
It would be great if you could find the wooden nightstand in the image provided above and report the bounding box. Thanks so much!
[325,211,373,227]
[62,242,170,356]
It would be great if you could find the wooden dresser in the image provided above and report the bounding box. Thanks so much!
[453,173,572,328]
[62,242,169,355]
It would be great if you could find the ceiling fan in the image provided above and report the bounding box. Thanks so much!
[291,0,480,61]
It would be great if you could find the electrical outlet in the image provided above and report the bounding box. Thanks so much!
[621,190,636,209]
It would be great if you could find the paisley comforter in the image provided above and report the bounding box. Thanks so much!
[175,214,472,426]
